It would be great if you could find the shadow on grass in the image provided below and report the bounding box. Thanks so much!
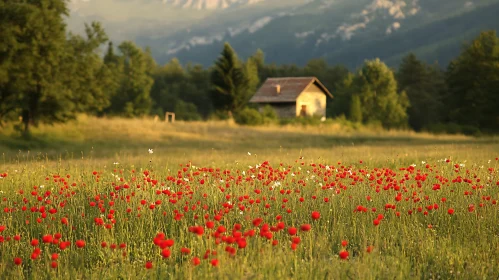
[1,128,498,164]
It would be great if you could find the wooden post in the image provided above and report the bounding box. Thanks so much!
[165,112,175,123]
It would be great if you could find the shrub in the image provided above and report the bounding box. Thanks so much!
[234,108,264,126]
[261,105,279,124]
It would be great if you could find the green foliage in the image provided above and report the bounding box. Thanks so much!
[349,94,362,123]
[445,30,499,132]
[354,59,409,129]
[174,100,202,121]
[397,53,446,131]
[234,107,264,126]
[210,43,250,114]
[0,0,111,134]
[425,123,482,136]
[105,41,154,117]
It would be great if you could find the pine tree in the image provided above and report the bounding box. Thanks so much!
[106,41,153,117]
[397,53,446,131]
[445,31,499,132]
[210,43,249,114]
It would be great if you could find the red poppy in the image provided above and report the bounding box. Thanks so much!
[300,224,311,231]
[161,249,171,258]
[339,251,349,259]
[14,257,22,266]
[145,261,153,269]
[75,240,85,248]
[311,211,321,220]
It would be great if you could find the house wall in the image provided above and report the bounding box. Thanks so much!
[295,84,327,117]
[259,103,296,119]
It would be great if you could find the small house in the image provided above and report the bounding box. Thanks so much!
[249,77,333,118]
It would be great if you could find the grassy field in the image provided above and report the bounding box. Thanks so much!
[0,116,498,279]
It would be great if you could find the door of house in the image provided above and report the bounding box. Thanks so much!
[300,105,307,116]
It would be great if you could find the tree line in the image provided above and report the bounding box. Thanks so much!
[1,1,498,135]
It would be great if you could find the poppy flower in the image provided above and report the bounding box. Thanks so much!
[211,259,219,266]
[341,240,348,247]
[448,208,455,215]
[14,257,22,266]
[300,224,311,231]
[288,227,297,235]
[145,261,153,269]
[366,246,374,253]
[161,249,171,258]
[311,211,320,220]
[339,251,349,259]
[192,257,201,266]
[75,240,85,248]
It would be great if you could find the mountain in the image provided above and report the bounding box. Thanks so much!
[67,0,499,69]
[161,0,266,10]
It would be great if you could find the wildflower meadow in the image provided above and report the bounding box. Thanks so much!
[0,118,498,279]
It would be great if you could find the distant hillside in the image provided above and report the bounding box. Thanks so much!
[67,0,499,69]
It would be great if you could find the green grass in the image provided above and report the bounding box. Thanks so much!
[0,116,498,279]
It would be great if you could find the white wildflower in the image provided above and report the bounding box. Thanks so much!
[184,178,190,182]
[113,162,119,165]
[148,149,154,154]
[242,171,246,176]
[460,163,465,167]
[411,164,416,167]
[422,161,426,165]
[247,152,251,156]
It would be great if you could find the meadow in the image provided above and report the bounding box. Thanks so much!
[0,116,498,279]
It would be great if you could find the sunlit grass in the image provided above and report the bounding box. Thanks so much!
[0,116,498,279]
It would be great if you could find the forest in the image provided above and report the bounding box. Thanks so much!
[1,1,499,136]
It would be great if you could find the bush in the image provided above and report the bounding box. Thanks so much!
[234,108,264,126]
[424,123,481,136]
[174,100,202,121]
[209,110,232,121]
[261,105,279,124]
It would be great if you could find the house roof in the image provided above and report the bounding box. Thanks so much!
[249,77,333,103]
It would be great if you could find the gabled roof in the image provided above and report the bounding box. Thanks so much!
[249,77,333,103]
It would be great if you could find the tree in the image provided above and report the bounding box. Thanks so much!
[62,22,111,115]
[445,31,499,132]
[354,59,409,128]
[244,57,260,99]
[397,53,446,131]
[0,0,77,133]
[106,41,153,117]
[210,43,250,114]
[349,94,362,123]
[0,1,111,132]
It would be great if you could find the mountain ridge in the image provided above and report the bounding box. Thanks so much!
[66,0,499,69]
